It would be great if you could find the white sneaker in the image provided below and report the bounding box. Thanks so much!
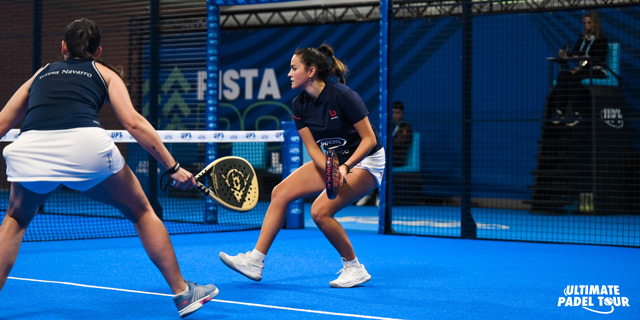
[329,258,371,288]
[219,251,264,281]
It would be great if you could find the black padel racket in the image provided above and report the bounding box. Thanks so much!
[194,156,259,212]
[325,148,342,200]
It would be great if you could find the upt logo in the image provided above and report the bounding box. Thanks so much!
[558,285,630,314]
[181,132,192,140]
[110,132,123,140]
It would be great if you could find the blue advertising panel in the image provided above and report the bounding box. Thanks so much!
[281,121,304,228]
[142,23,379,132]
[216,23,380,131]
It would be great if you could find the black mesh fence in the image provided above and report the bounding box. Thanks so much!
[388,2,640,247]
[1,0,639,246]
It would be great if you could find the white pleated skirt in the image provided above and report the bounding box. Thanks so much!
[354,148,386,186]
[3,127,125,193]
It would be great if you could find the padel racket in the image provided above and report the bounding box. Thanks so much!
[193,156,259,212]
[325,148,342,200]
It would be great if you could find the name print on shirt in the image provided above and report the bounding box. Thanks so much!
[39,69,93,80]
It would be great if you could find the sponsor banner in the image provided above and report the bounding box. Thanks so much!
[1,129,283,143]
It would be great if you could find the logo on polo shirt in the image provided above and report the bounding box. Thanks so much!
[317,137,347,150]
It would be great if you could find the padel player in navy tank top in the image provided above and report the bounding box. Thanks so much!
[21,59,107,132]
[0,18,217,317]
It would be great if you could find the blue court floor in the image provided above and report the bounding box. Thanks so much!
[306,203,639,246]
[2,224,638,320]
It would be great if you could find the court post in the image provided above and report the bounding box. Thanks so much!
[148,0,163,219]
[204,1,220,224]
[378,0,392,234]
[32,0,42,74]
[461,0,477,239]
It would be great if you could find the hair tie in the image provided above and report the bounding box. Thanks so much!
[317,47,332,71]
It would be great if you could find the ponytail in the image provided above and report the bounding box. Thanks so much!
[295,43,349,84]
[317,44,348,84]
[64,18,124,78]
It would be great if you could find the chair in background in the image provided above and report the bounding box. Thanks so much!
[581,42,621,87]
[392,132,422,205]
[394,132,420,173]
[530,42,637,215]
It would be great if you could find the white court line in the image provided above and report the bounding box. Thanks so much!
[8,276,404,320]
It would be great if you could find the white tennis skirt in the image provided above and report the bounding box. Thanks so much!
[353,148,385,186]
[3,127,125,193]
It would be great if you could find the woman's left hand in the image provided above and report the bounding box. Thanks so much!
[339,164,349,186]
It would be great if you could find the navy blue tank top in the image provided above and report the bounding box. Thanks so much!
[292,81,382,164]
[21,59,107,132]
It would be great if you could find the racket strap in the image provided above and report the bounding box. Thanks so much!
[160,162,181,191]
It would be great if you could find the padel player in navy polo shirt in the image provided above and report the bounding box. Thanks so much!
[220,44,385,288]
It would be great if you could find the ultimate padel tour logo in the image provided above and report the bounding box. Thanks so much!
[558,285,630,314]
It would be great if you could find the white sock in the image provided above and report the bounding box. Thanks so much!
[249,249,266,264]
[344,257,360,267]
[176,285,189,297]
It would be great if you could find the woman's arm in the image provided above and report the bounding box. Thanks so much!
[591,38,609,65]
[567,36,584,57]
[298,127,325,171]
[96,63,195,187]
[0,69,43,137]
[340,117,377,177]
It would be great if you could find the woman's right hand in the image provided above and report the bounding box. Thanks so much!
[170,168,196,190]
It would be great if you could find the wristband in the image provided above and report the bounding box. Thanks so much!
[165,162,181,175]
[160,162,180,191]
[341,164,351,173]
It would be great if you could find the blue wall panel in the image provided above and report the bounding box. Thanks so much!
[151,6,640,201]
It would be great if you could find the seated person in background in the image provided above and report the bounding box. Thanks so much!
[356,101,413,206]
[548,11,608,125]
[391,101,413,167]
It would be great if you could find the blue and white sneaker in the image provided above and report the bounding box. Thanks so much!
[173,280,218,318]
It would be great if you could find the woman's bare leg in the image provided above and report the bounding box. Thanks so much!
[254,161,325,254]
[0,183,52,291]
[310,168,377,260]
[82,166,186,294]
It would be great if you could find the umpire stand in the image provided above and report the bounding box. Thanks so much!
[529,43,639,215]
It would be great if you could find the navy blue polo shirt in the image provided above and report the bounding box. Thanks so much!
[292,81,382,163]
[21,59,107,132]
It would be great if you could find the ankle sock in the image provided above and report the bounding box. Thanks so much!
[249,249,266,264]
[176,285,189,297]
[344,257,360,267]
